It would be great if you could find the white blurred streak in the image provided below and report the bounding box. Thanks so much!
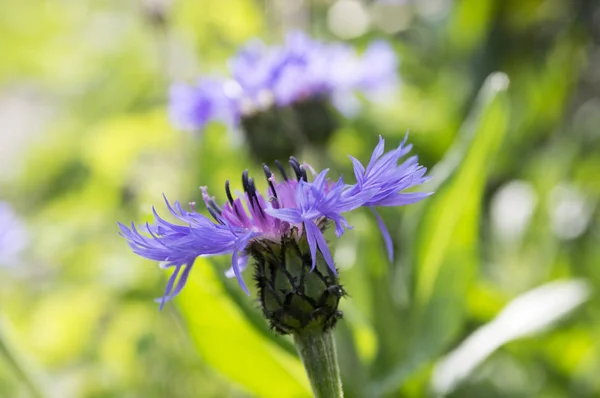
[491,180,537,243]
[550,184,594,240]
[432,279,591,395]
[489,72,510,91]
[328,0,371,40]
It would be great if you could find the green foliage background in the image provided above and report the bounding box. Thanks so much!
[1,0,600,397]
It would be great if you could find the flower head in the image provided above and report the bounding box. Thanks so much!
[120,135,430,323]
[168,32,399,131]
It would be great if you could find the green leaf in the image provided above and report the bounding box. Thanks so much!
[177,258,311,398]
[371,72,510,396]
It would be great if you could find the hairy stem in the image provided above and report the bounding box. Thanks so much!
[293,330,343,398]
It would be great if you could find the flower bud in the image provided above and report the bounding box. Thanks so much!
[240,106,299,163]
[292,96,338,147]
[241,98,338,163]
[249,231,345,335]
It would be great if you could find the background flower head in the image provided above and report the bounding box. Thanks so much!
[168,31,399,133]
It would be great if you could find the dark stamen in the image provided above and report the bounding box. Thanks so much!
[207,207,224,224]
[299,165,308,182]
[246,176,256,197]
[208,199,222,215]
[274,160,289,181]
[247,177,266,218]
[289,157,307,181]
[289,158,301,180]
[263,164,272,179]
[229,178,242,218]
[242,169,250,192]
[263,164,278,199]
[225,180,234,205]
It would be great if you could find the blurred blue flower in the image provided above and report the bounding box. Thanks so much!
[168,32,399,131]
[168,77,237,131]
[0,201,28,267]
[119,136,430,308]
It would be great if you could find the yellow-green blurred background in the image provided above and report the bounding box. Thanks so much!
[1,0,600,397]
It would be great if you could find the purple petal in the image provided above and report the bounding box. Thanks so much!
[369,207,394,263]
[372,192,433,207]
[265,208,302,223]
[159,264,182,310]
[349,156,365,186]
[157,261,195,310]
[305,221,319,271]
[225,254,249,278]
[305,221,337,274]
[231,249,250,295]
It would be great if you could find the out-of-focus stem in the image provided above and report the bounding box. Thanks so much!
[0,320,45,398]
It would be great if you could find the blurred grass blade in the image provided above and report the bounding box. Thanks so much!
[177,258,311,398]
[0,317,47,398]
[371,72,510,396]
[414,72,509,305]
[432,279,591,395]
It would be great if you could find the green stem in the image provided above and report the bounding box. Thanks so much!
[0,321,45,398]
[293,330,343,398]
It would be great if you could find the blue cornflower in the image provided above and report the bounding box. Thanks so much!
[119,135,430,314]
[168,77,238,131]
[0,201,28,267]
[168,31,398,131]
